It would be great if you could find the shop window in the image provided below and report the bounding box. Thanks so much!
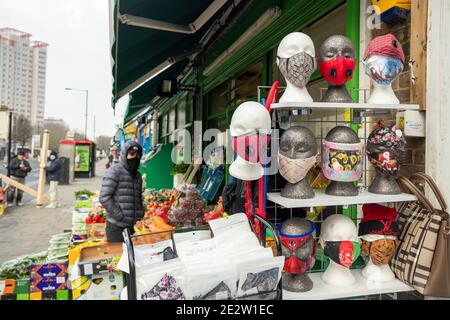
[209,81,228,115]
[168,107,176,133]
[177,99,186,129]
[230,61,262,106]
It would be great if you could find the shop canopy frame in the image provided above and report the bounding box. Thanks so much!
[110,0,245,116]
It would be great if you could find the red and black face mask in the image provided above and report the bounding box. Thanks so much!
[231,133,271,164]
[319,55,356,86]
[277,222,317,275]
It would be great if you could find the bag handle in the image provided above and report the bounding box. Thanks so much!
[398,176,435,214]
[410,172,447,212]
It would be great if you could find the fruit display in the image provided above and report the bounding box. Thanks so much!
[144,200,172,223]
[134,216,174,244]
[85,205,107,224]
[203,196,228,223]
[168,184,208,228]
[143,189,175,207]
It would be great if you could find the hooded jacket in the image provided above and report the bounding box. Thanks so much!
[46,156,62,182]
[100,141,144,228]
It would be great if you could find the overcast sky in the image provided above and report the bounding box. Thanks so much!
[0,0,128,139]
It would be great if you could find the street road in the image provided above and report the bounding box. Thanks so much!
[1,158,40,204]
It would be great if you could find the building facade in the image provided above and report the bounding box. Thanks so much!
[0,27,48,129]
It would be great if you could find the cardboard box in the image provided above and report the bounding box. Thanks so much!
[30,262,68,293]
[0,279,29,300]
[71,272,124,300]
[29,290,70,300]
[78,243,123,276]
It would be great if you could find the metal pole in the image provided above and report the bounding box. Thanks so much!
[7,111,13,177]
[93,115,96,142]
[85,90,89,140]
[36,129,49,208]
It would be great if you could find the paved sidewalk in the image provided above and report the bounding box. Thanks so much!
[0,160,107,264]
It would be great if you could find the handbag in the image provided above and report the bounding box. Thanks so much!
[391,173,450,297]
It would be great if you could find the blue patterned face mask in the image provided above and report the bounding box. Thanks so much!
[364,56,404,86]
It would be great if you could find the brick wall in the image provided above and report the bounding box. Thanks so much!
[371,16,426,179]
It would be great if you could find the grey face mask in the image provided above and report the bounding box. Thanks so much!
[277,52,316,88]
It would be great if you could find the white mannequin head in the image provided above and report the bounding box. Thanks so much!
[320,214,359,287]
[360,234,397,282]
[229,101,271,181]
[276,32,316,103]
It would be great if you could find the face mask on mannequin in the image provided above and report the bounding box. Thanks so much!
[277,52,316,87]
[322,141,364,182]
[278,222,316,275]
[323,240,360,268]
[361,239,397,266]
[319,55,356,86]
[232,132,270,164]
[278,152,317,184]
[364,56,404,86]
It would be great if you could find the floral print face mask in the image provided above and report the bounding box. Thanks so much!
[322,141,364,182]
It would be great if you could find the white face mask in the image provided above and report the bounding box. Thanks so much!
[50,155,56,160]
[278,152,317,184]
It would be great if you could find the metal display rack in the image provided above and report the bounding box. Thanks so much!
[255,85,418,299]
[123,214,283,301]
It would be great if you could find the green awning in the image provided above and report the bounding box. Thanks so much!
[110,0,235,113]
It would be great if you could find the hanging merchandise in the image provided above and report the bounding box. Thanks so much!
[278,126,318,199]
[320,214,360,287]
[318,35,356,103]
[367,123,406,195]
[363,33,405,104]
[276,32,316,103]
[371,0,411,26]
[168,184,208,228]
[322,126,363,196]
[277,218,316,293]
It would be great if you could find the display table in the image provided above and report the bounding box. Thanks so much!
[267,190,417,209]
[282,269,413,300]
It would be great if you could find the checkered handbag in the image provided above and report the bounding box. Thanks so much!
[391,173,450,297]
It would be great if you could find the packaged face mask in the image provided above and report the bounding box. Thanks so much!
[175,238,217,263]
[173,230,211,245]
[136,260,187,300]
[209,213,250,236]
[185,263,237,300]
[236,256,284,298]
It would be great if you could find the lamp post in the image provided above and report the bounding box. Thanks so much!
[65,88,89,140]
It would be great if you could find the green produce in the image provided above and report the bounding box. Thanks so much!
[0,251,47,280]
[75,189,95,199]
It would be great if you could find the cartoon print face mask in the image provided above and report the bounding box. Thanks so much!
[277,52,316,87]
[323,240,360,268]
[361,239,397,266]
[277,221,317,275]
[232,132,271,164]
[322,141,364,182]
[364,56,404,86]
[278,152,317,184]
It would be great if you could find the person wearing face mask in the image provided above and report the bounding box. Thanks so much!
[45,150,62,208]
[100,141,144,242]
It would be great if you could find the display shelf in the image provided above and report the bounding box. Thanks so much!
[271,102,420,111]
[282,269,414,300]
[267,190,417,208]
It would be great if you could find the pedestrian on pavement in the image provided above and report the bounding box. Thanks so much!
[7,151,32,206]
[100,141,144,242]
[45,150,62,208]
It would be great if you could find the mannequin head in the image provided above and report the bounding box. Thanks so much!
[323,126,363,196]
[359,203,399,282]
[318,35,356,102]
[367,123,406,194]
[278,218,316,292]
[278,126,318,199]
[320,214,359,286]
[364,34,405,104]
[229,102,271,181]
[277,32,316,103]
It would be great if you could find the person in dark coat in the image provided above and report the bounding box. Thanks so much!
[7,151,31,206]
[45,150,62,208]
[100,141,144,242]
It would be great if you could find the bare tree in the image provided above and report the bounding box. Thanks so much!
[43,118,70,150]
[12,115,33,147]
[96,135,112,154]
[73,131,85,140]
